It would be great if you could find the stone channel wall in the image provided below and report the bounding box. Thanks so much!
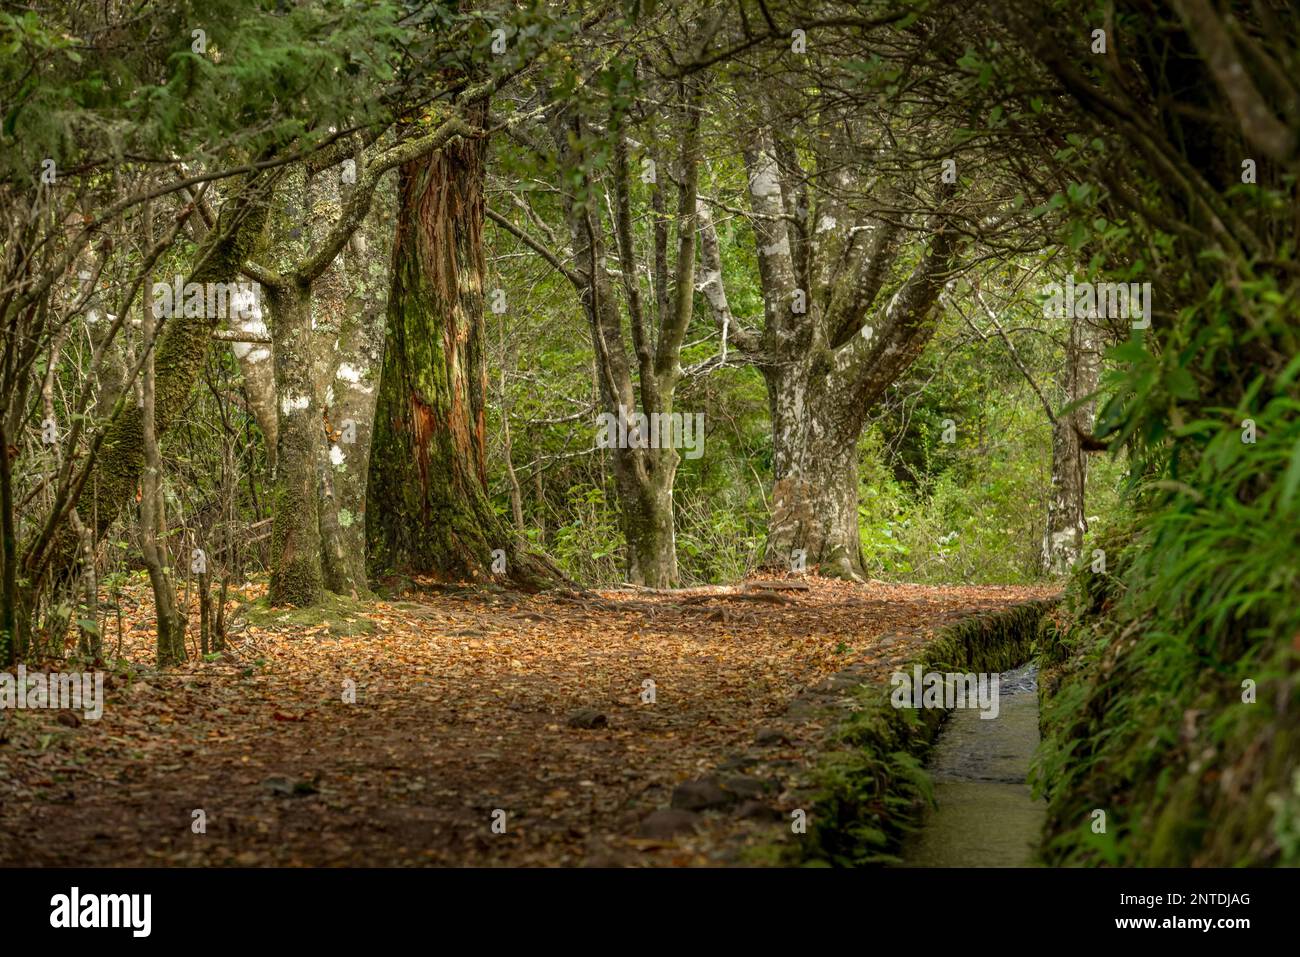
[794,599,1058,866]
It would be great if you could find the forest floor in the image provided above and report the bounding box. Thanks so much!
[0,576,1056,867]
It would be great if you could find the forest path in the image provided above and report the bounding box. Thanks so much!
[0,578,1055,866]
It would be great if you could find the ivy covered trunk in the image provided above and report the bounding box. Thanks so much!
[266,281,324,606]
[368,121,550,587]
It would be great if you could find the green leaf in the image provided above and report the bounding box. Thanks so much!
[1279,438,1300,510]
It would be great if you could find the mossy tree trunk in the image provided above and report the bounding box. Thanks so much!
[32,176,273,585]
[0,419,15,665]
[367,120,554,589]
[139,207,186,665]
[316,325,379,598]
[141,378,186,666]
[765,393,866,580]
[262,168,325,608]
[254,120,485,604]
[266,279,325,607]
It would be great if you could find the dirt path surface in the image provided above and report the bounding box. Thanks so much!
[0,578,1055,866]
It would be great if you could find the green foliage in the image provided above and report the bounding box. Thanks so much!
[1033,247,1300,868]
[1,1,408,186]
[543,485,623,585]
[802,701,938,866]
[853,300,1128,583]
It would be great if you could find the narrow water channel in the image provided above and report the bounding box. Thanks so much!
[903,663,1044,867]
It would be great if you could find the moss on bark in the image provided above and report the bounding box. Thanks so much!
[266,281,325,608]
[36,178,272,583]
[367,114,558,591]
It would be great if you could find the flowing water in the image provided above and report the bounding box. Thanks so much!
[903,663,1044,867]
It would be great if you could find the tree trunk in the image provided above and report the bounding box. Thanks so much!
[499,345,525,533]
[35,177,271,583]
[543,95,701,589]
[367,118,554,589]
[0,421,16,664]
[1042,318,1101,574]
[266,281,324,607]
[229,299,277,473]
[316,218,386,598]
[253,156,396,605]
[139,242,186,665]
[310,168,392,599]
[618,447,679,587]
[732,123,960,581]
[765,371,864,579]
[570,251,681,586]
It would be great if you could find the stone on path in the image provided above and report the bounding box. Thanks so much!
[566,708,608,729]
[735,800,783,822]
[639,809,702,838]
[671,776,734,811]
